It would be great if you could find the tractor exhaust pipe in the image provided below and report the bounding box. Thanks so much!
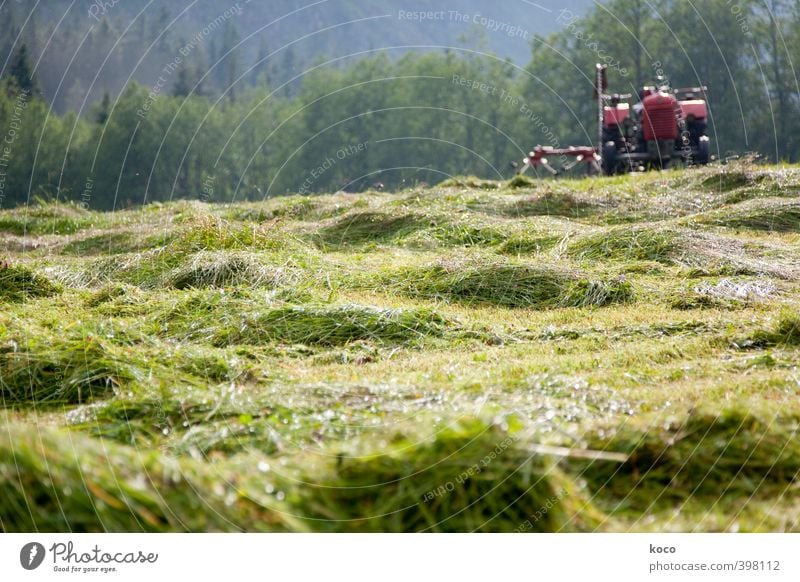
[595,64,608,168]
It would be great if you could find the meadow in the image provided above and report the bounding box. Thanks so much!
[1,162,799,532]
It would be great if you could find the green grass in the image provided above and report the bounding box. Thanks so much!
[578,407,800,531]
[166,251,295,289]
[438,176,503,190]
[312,211,430,249]
[700,170,758,192]
[499,192,604,219]
[568,227,679,263]
[0,201,99,235]
[209,304,455,347]
[2,163,800,532]
[746,312,800,347]
[697,198,800,232]
[372,260,632,308]
[0,415,610,532]
[0,264,62,302]
[1,333,140,404]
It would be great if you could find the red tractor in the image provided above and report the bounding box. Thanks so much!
[518,64,711,176]
[599,65,711,174]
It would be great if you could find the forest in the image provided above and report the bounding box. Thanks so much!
[0,0,798,208]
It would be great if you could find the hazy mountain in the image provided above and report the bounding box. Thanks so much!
[0,0,594,112]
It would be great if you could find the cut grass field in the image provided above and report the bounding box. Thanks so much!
[1,162,800,532]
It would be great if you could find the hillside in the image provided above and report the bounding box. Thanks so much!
[1,164,800,532]
[2,0,592,112]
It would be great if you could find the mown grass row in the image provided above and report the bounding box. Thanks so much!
[0,301,459,404]
[578,408,800,524]
[367,260,633,308]
[2,406,797,532]
[2,416,586,532]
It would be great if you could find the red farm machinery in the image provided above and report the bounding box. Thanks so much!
[518,64,711,176]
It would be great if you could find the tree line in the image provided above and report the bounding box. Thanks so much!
[0,0,798,209]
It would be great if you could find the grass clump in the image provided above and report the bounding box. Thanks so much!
[87,248,185,288]
[670,293,741,311]
[698,198,800,232]
[438,176,501,190]
[1,319,253,405]
[84,231,296,290]
[0,337,129,404]
[746,313,800,347]
[498,233,562,254]
[68,389,274,453]
[175,215,294,252]
[68,397,207,446]
[562,278,634,308]
[0,201,97,235]
[148,289,279,342]
[167,252,295,290]
[700,169,762,192]
[225,197,325,222]
[671,279,776,310]
[85,283,145,308]
[568,227,679,263]
[216,304,453,347]
[0,418,603,532]
[312,211,428,249]
[507,174,537,189]
[299,418,602,532]
[378,259,632,309]
[0,264,62,302]
[580,408,800,509]
[424,221,509,248]
[0,422,296,532]
[568,226,791,279]
[62,232,135,255]
[0,325,180,404]
[501,193,602,219]
[62,231,173,256]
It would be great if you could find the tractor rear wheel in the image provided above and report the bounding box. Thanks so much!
[695,136,710,165]
[601,142,618,175]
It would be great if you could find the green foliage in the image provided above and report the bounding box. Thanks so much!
[438,176,502,190]
[173,216,296,252]
[499,193,603,218]
[0,417,606,532]
[7,44,38,96]
[167,252,293,290]
[62,232,143,256]
[0,422,295,532]
[301,418,601,532]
